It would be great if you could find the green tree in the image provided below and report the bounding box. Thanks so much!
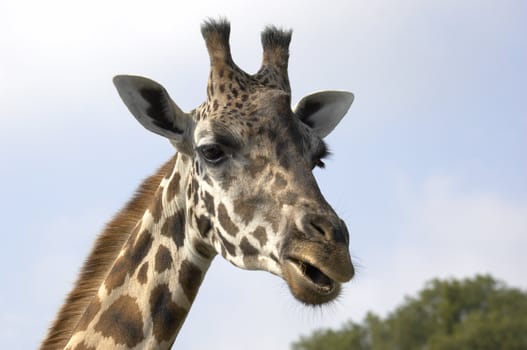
[292,275,527,350]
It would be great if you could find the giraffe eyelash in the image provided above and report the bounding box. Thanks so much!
[314,143,330,169]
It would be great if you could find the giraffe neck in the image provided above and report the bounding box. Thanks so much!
[64,153,214,350]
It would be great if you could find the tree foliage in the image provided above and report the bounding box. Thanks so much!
[292,275,527,350]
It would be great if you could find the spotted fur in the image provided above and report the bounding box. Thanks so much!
[42,19,354,350]
[41,157,176,350]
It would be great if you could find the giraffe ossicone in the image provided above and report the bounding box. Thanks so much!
[42,18,355,350]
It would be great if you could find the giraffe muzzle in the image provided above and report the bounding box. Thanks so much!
[282,257,338,305]
[280,221,354,305]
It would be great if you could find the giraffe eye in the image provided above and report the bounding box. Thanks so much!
[198,144,227,165]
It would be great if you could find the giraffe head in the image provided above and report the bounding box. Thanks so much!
[113,19,354,305]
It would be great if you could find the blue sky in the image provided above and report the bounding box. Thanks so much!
[1,0,526,349]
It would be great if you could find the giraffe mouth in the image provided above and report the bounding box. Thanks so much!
[289,258,335,291]
[282,257,339,305]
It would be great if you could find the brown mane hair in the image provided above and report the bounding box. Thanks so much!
[40,156,176,350]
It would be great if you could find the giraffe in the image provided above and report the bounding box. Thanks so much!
[41,19,355,350]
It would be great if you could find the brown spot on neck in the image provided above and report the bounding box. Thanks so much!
[41,157,177,350]
[75,296,101,332]
[166,172,181,202]
[155,245,173,273]
[196,215,212,238]
[161,210,186,248]
[137,262,149,285]
[178,260,203,303]
[149,187,165,223]
[149,284,187,343]
[93,295,144,348]
[105,229,154,293]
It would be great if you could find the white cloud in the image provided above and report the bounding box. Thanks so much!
[395,175,527,284]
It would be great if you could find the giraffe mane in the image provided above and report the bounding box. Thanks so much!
[40,156,177,350]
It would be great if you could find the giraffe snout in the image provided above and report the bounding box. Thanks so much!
[279,212,354,305]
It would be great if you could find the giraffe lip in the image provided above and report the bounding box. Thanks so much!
[287,257,335,292]
[282,256,340,305]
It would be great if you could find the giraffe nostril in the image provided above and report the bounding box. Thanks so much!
[303,214,348,244]
[310,222,326,237]
[304,216,333,241]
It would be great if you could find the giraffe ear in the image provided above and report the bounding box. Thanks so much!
[294,91,354,138]
[113,75,194,153]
